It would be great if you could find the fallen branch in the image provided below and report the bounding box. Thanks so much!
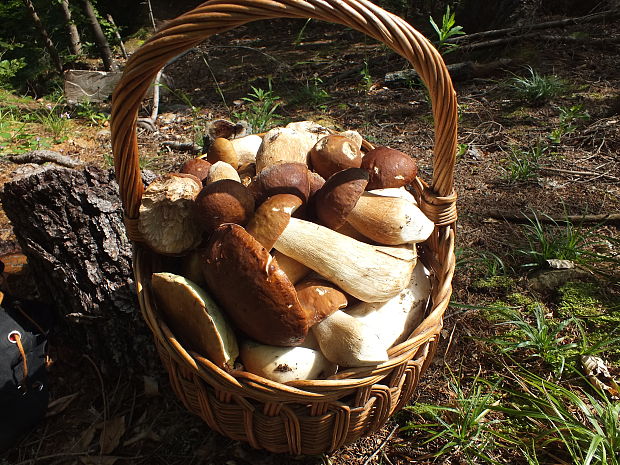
[6,150,82,168]
[486,212,620,225]
[160,140,202,154]
[448,9,620,44]
[460,32,620,51]
[539,166,620,181]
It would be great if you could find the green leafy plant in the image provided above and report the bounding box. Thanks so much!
[292,74,330,108]
[74,101,110,126]
[35,99,70,142]
[549,104,590,143]
[359,61,373,92]
[494,372,620,465]
[501,144,547,183]
[518,211,591,269]
[489,303,579,377]
[429,5,465,54]
[401,374,501,463]
[509,67,567,105]
[233,79,283,132]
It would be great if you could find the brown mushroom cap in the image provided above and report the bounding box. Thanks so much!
[308,171,326,197]
[313,168,369,229]
[180,158,212,183]
[361,147,418,190]
[206,137,239,168]
[310,135,362,180]
[245,194,303,250]
[295,278,348,325]
[250,162,311,205]
[200,224,309,346]
[138,173,203,255]
[194,179,255,233]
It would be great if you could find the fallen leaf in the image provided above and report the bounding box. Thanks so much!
[46,392,79,417]
[78,423,98,451]
[99,416,126,454]
[581,355,620,398]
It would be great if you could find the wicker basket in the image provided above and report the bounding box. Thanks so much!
[110,0,457,455]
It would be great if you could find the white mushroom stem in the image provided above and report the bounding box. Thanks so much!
[311,310,388,367]
[273,218,416,302]
[347,260,432,350]
[345,192,435,245]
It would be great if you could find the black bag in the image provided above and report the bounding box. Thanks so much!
[0,296,51,451]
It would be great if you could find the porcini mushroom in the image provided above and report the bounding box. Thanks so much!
[204,160,241,184]
[250,162,311,205]
[138,173,203,255]
[206,137,239,168]
[180,158,211,183]
[272,251,310,284]
[273,218,416,302]
[361,146,418,190]
[295,278,348,325]
[346,260,432,350]
[193,179,255,233]
[314,169,434,245]
[309,135,362,180]
[151,272,238,369]
[230,134,262,165]
[200,224,309,346]
[311,310,388,367]
[240,340,336,383]
[245,194,303,250]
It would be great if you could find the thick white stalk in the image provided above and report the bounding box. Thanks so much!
[273,218,415,302]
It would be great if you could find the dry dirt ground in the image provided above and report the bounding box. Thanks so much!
[1,12,619,465]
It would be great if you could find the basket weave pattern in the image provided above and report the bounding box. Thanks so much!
[111,0,457,454]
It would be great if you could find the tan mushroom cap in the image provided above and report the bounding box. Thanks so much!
[250,162,311,205]
[138,173,203,255]
[361,146,418,190]
[313,168,369,229]
[310,134,362,180]
[193,179,255,233]
[206,137,239,168]
[245,194,303,250]
[295,278,348,325]
[151,272,239,369]
[180,158,212,183]
[200,224,309,347]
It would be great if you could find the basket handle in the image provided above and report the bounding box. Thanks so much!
[111,0,458,240]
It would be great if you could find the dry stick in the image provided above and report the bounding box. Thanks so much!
[106,14,128,59]
[460,32,620,51]
[361,424,399,465]
[6,150,81,168]
[487,212,620,225]
[447,9,620,43]
[539,165,620,181]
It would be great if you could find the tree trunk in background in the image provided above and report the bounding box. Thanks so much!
[80,0,118,72]
[20,0,64,74]
[60,0,82,57]
[0,165,153,370]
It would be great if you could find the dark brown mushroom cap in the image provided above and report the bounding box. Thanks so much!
[313,168,369,229]
[250,162,311,205]
[361,147,418,190]
[180,158,212,183]
[245,194,303,250]
[310,135,362,180]
[200,224,309,346]
[308,171,326,198]
[295,278,348,325]
[193,179,255,233]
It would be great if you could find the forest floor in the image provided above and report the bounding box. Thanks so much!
[1,10,620,465]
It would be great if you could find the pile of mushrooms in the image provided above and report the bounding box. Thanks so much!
[142,121,434,383]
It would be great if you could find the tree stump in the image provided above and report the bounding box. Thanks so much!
[0,165,153,370]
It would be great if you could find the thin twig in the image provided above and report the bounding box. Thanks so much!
[83,354,107,458]
[539,165,619,181]
[362,424,399,465]
[486,211,620,225]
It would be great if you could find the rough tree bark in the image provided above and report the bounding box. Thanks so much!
[21,0,64,74]
[0,165,153,370]
[60,0,82,56]
[80,0,118,72]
